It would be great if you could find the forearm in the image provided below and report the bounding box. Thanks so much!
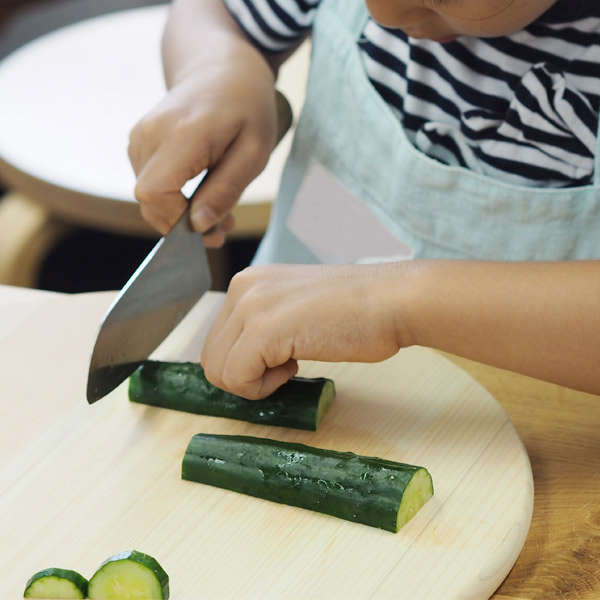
[399,259,600,395]
[130,0,294,235]
[201,259,600,399]
[162,0,288,88]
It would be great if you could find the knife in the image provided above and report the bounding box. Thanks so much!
[86,90,293,403]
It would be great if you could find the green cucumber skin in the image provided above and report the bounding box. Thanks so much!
[182,434,431,532]
[129,361,335,431]
[23,568,88,599]
[87,550,169,600]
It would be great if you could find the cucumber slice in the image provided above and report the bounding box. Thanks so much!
[87,550,169,600]
[129,360,335,431]
[23,568,88,599]
[182,434,434,532]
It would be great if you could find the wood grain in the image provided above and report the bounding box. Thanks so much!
[0,291,533,599]
[444,355,600,600]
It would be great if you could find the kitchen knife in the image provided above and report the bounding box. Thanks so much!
[86,90,293,403]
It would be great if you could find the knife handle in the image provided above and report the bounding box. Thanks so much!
[181,89,293,233]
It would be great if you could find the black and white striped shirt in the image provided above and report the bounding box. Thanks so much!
[223,0,600,187]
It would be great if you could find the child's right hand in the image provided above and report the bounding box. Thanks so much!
[128,50,278,243]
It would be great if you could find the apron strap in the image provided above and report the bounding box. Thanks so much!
[594,112,600,186]
[322,0,369,37]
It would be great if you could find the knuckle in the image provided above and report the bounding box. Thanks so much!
[242,388,262,401]
[220,366,242,395]
[207,179,244,210]
[228,267,251,290]
[223,373,260,400]
[202,362,223,391]
[227,266,262,298]
[243,135,271,173]
[172,113,202,138]
[129,113,160,146]
[133,179,155,206]
[127,122,142,149]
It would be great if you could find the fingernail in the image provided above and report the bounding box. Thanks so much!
[191,205,216,233]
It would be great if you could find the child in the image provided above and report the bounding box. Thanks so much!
[128,0,600,399]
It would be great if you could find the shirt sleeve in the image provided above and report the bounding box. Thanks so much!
[223,0,319,53]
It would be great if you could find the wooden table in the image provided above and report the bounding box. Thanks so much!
[2,284,598,599]
[442,355,600,600]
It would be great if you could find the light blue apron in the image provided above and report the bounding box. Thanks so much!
[254,0,600,264]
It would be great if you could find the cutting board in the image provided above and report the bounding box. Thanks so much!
[0,290,533,599]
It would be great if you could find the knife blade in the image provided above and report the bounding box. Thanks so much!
[86,90,293,403]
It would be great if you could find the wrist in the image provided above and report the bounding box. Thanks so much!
[357,261,423,353]
[166,42,275,92]
[386,260,425,350]
[390,259,465,353]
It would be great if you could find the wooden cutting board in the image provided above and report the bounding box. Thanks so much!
[1,291,533,599]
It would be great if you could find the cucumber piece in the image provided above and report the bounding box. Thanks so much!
[129,360,335,431]
[182,434,433,533]
[23,568,88,599]
[87,550,169,600]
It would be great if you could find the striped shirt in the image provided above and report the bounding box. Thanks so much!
[223,0,600,187]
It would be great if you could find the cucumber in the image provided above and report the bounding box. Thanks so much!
[23,568,88,599]
[129,360,335,431]
[87,550,169,600]
[182,434,433,532]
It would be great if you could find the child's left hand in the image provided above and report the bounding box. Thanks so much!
[201,263,407,399]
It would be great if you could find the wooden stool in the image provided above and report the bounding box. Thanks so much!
[0,192,69,287]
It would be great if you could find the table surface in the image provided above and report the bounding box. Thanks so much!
[0,5,309,235]
[2,284,598,599]
[440,366,600,600]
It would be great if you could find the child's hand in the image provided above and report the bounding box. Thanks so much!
[128,56,277,243]
[201,259,600,399]
[201,264,407,399]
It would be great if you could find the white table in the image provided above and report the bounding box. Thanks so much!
[0,5,309,285]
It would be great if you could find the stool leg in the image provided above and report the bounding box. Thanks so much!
[0,192,70,288]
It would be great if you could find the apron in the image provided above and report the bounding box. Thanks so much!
[253,0,600,264]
